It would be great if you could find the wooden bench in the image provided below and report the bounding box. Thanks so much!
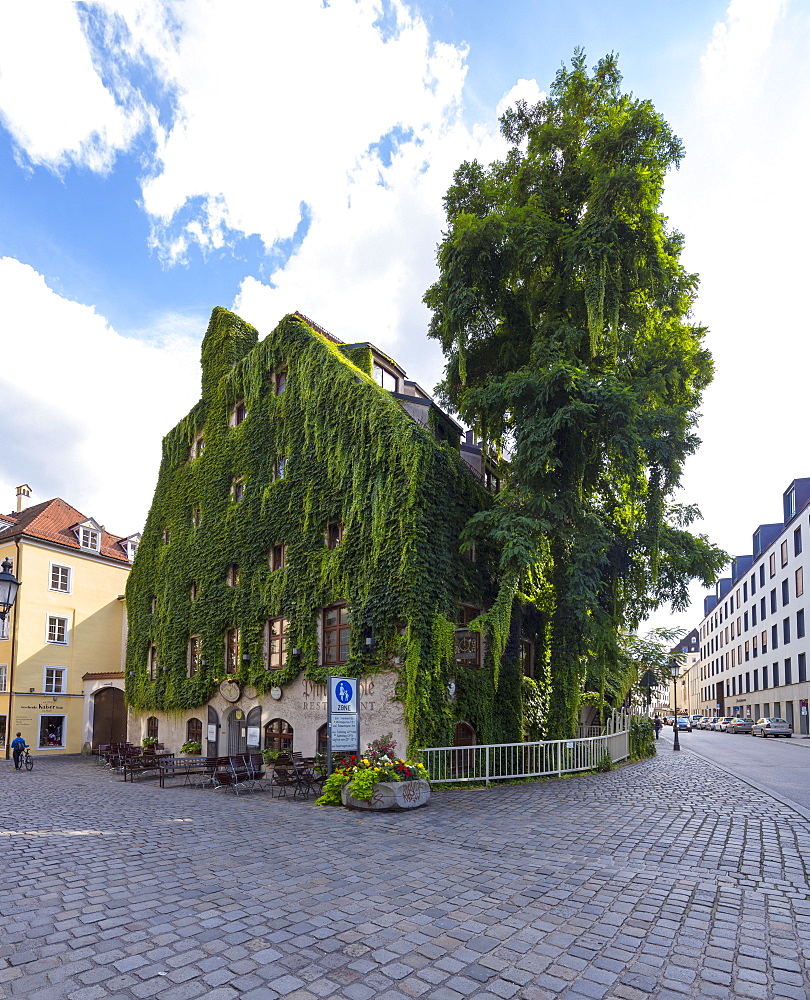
[157,756,210,788]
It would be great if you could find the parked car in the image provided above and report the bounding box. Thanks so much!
[727,717,753,734]
[707,717,721,730]
[717,717,736,732]
[675,716,692,732]
[690,715,703,727]
[697,717,711,729]
[752,717,792,738]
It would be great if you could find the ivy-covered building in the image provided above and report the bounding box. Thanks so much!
[125,309,531,755]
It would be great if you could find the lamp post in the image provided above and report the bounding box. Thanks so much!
[670,660,681,751]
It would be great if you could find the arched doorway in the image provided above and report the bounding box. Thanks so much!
[452,721,476,777]
[317,723,328,756]
[227,708,247,755]
[92,687,125,748]
[246,706,261,751]
[207,705,219,757]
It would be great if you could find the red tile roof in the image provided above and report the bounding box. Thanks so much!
[0,498,131,564]
[82,671,125,680]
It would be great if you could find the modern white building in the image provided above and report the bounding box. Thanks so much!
[697,479,810,733]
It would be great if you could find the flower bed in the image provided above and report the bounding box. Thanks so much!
[316,733,430,810]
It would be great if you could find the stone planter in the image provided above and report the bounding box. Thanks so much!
[341,778,431,811]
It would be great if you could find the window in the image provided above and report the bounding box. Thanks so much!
[273,457,287,481]
[752,634,758,658]
[785,485,797,521]
[743,583,748,603]
[231,477,245,503]
[762,665,769,689]
[520,640,534,679]
[799,653,807,683]
[798,609,806,640]
[781,540,789,567]
[772,624,778,650]
[323,605,350,665]
[191,508,201,528]
[162,527,171,544]
[744,612,748,632]
[190,431,204,460]
[455,604,482,668]
[773,662,780,687]
[325,521,344,550]
[80,527,100,551]
[760,564,765,587]
[484,468,500,494]
[744,641,749,661]
[797,567,804,598]
[783,617,791,644]
[39,715,66,748]
[761,596,766,619]
[746,672,751,693]
[731,621,735,640]
[785,658,793,685]
[752,606,757,627]
[0,664,7,691]
[770,553,776,577]
[148,645,158,680]
[231,400,247,426]
[373,363,397,392]
[771,589,777,614]
[43,667,66,694]
[317,722,329,756]
[270,544,286,571]
[273,369,287,394]
[795,526,803,556]
[187,718,203,744]
[187,636,201,678]
[0,618,7,640]
[750,573,756,596]
[190,582,198,602]
[226,564,240,587]
[782,579,789,606]
[147,716,159,741]
[50,564,71,593]
[264,718,293,752]
[47,615,68,645]
[225,628,240,673]
[762,630,767,654]
[266,617,289,670]
[753,669,759,691]
[151,596,157,614]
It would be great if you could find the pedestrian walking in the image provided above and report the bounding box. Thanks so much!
[654,716,662,739]
[11,732,28,770]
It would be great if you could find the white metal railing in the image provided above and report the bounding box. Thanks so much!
[419,729,630,785]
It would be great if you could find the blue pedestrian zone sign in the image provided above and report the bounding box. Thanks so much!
[329,676,357,714]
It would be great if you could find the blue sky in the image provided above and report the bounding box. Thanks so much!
[1,0,808,633]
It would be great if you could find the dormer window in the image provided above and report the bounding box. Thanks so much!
[120,533,140,561]
[231,400,247,426]
[231,477,245,503]
[79,526,100,551]
[373,363,397,392]
[325,521,343,550]
[273,369,287,394]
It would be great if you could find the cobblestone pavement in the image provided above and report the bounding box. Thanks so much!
[2,749,810,1000]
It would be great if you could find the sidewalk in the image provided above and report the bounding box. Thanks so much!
[2,751,809,1000]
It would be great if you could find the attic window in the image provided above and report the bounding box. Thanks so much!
[231,400,247,426]
[80,527,100,551]
[373,363,397,392]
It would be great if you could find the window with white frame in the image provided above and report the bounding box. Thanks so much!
[80,527,100,551]
[39,714,66,748]
[0,664,7,692]
[44,667,66,694]
[50,563,71,593]
[47,615,69,644]
[0,617,8,640]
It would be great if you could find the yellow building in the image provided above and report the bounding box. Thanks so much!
[0,485,137,756]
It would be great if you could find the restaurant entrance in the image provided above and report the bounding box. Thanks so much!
[92,687,126,749]
[227,708,247,754]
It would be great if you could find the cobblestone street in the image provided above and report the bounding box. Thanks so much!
[2,749,810,1000]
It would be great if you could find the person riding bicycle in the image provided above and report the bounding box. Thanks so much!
[11,732,29,770]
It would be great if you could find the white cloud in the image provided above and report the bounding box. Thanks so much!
[0,2,144,171]
[496,78,544,118]
[0,258,200,533]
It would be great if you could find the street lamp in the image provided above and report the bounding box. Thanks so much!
[0,557,20,621]
[670,660,681,751]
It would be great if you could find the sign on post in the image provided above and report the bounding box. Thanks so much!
[327,676,360,774]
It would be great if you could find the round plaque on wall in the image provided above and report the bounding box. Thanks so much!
[244,685,258,700]
[270,686,282,701]
[219,680,241,703]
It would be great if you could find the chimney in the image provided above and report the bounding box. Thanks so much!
[465,430,474,446]
[16,484,32,513]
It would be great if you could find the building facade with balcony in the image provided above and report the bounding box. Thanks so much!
[125,309,529,757]
[697,479,810,731]
[0,486,137,755]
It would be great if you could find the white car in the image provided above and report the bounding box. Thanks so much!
[717,717,736,732]
[751,717,792,738]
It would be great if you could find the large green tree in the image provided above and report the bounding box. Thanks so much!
[424,51,726,738]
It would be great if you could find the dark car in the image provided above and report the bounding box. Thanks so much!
[675,716,692,732]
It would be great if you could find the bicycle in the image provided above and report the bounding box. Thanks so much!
[20,747,33,771]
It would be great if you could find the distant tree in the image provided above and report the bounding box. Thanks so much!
[424,50,726,738]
